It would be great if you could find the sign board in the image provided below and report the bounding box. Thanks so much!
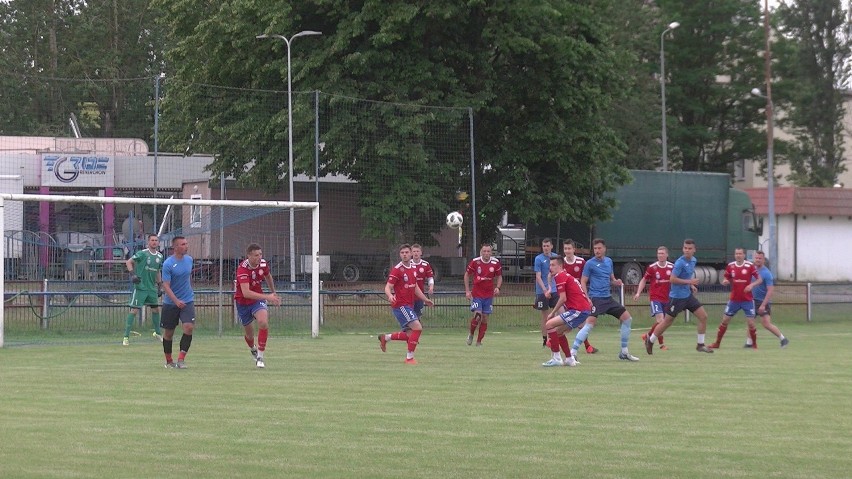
[41,154,115,188]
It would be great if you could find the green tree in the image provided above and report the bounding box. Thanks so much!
[658,0,767,173]
[598,0,661,169]
[155,0,632,245]
[774,0,850,186]
[0,0,162,139]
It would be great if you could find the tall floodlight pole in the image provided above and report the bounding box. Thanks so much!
[751,86,776,277]
[257,31,322,287]
[660,21,680,171]
[750,0,777,277]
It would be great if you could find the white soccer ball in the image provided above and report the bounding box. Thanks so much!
[446,211,464,229]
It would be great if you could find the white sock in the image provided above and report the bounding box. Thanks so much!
[779,335,785,341]
[745,337,753,345]
[406,352,414,359]
[553,352,562,361]
[570,349,578,357]
[621,347,629,355]
[649,333,657,344]
[257,351,264,359]
[385,334,391,341]
[697,334,706,344]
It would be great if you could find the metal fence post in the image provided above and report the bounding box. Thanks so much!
[41,279,49,329]
[807,282,812,322]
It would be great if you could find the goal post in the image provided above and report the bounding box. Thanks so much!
[0,193,321,348]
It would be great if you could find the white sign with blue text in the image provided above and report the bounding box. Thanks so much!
[41,154,115,188]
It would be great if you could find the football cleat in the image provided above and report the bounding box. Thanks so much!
[175,360,188,369]
[586,345,599,354]
[780,338,789,348]
[659,344,669,351]
[256,358,265,369]
[644,336,654,355]
[696,344,714,353]
[618,352,640,362]
[466,334,473,346]
[542,358,563,367]
[153,332,163,342]
[564,357,579,367]
[708,343,720,349]
[404,358,418,365]
[250,348,258,359]
[164,362,176,369]
[122,337,129,346]
[378,335,387,352]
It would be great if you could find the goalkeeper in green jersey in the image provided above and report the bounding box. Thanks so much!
[123,234,164,345]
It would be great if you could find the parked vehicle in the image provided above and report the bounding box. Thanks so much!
[497,170,762,284]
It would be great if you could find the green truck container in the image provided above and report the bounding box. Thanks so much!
[501,170,762,284]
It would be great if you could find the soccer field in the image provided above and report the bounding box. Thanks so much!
[1,322,850,478]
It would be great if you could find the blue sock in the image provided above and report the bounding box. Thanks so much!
[573,323,594,350]
[621,317,632,348]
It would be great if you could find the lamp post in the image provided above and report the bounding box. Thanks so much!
[257,31,322,286]
[660,21,680,171]
[751,87,777,277]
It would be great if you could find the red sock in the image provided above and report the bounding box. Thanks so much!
[244,335,255,349]
[583,339,592,349]
[391,331,409,341]
[659,334,665,345]
[469,316,479,335]
[165,353,173,363]
[476,322,488,343]
[547,330,561,353]
[407,330,422,353]
[559,334,572,357]
[716,323,728,345]
[648,322,658,335]
[178,351,187,361]
[749,327,758,347]
[258,328,268,352]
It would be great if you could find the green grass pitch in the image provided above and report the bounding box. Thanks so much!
[1,322,850,478]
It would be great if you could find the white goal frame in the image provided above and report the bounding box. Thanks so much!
[0,193,321,347]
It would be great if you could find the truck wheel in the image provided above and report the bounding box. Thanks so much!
[340,263,360,282]
[620,262,643,285]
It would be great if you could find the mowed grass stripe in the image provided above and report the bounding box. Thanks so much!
[0,322,850,478]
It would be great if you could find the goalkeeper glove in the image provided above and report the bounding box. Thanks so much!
[130,273,141,284]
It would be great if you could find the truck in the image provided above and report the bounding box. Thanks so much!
[497,170,762,284]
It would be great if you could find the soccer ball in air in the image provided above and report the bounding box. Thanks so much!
[446,211,464,229]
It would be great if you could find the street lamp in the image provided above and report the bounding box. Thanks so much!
[660,21,680,171]
[257,31,322,286]
[751,87,777,276]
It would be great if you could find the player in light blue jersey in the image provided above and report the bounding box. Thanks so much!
[747,251,789,349]
[572,238,639,362]
[160,236,196,368]
[533,238,558,347]
[644,239,714,354]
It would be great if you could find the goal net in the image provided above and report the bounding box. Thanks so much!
[0,193,320,347]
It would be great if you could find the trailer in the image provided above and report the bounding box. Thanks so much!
[499,170,762,284]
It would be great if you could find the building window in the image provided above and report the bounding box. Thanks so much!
[733,159,745,182]
[190,194,202,228]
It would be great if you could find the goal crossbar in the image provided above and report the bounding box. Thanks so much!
[0,194,321,348]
